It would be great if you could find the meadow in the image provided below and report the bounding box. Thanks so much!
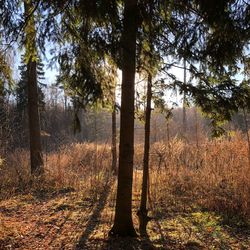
[0,132,249,249]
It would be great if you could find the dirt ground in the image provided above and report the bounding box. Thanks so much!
[0,179,249,250]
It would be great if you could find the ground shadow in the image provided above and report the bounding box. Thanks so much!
[85,235,193,250]
[150,218,189,250]
[197,206,250,238]
[31,186,76,201]
[218,212,250,239]
[100,237,162,250]
[75,180,112,249]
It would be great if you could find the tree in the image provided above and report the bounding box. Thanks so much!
[137,72,152,236]
[0,51,12,104]
[109,65,118,175]
[24,0,44,176]
[16,54,45,113]
[0,49,12,104]
[0,49,13,153]
[15,54,45,147]
[109,0,138,237]
[111,89,117,174]
[136,0,250,236]
[136,0,157,236]
[182,59,187,139]
[157,0,249,138]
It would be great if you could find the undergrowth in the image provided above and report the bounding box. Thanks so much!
[1,132,250,220]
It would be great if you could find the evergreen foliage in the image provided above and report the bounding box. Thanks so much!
[16,54,45,112]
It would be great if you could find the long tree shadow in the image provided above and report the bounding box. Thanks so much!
[150,218,186,250]
[75,180,189,249]
[75,180,112,249]
[215,211,250,240]
[31,186,76,202]
[100,236,161,250]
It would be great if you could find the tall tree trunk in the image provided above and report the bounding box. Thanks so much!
[109,0,138,237]
[243,108,250,167]
[195,107,199,148]
[111,89,117,174]
[0,83,6,154]
[137,73,152,237]
[183,59,187,139]
[64,94,67,111]
[24,0,44,176]
[27,59,43,175]
[0,83,5,119]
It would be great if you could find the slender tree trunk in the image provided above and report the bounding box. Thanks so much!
[137,73,152,236]
[79,108,84,141]
[0,84,5,119]
[183,59,187,139]
[0,84,6,154]
[24,0,43,176]
[243,108,250,167]
[153,117,157,143]
[111,90,117,174]
[167,121,170,146]
[109,0,138,237]
[195,107,199,148]
[64,94,67,111]
[0,83,4,104]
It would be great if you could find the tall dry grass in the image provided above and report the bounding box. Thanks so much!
[0,143,112,199]
[0,132,249,219]
[148,132,250,220]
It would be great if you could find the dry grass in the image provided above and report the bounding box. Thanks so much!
[0,134,250,249]
[1,132,250,219]
[0,143,112,199]
[148,132,250,220]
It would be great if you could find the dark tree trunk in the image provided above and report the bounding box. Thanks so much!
[27,59,44,175]
[195,107,199,148]
[24,0,44,176]
[137,73,152,237]
[243,108,250,167]
[0,85,7,154]
[183,59,187,139]
[109,0,138,237]
[64,94,67,111]
[111,95,117,174]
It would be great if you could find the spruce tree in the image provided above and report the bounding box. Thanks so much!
[16,55,45,113]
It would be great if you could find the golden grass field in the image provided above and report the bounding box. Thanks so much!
[0,133,250,249]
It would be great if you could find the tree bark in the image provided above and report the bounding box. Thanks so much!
[109,0,138,237]
[24,0,44,176]
[111,92,117,174]
[183,58,187,139]
[27,59,44,175]
[137,73,152,237]
[195,107,199,148]
[0,84,6,155]
[243,108,250,167]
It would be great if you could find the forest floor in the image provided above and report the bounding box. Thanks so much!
[0,174,250,250]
